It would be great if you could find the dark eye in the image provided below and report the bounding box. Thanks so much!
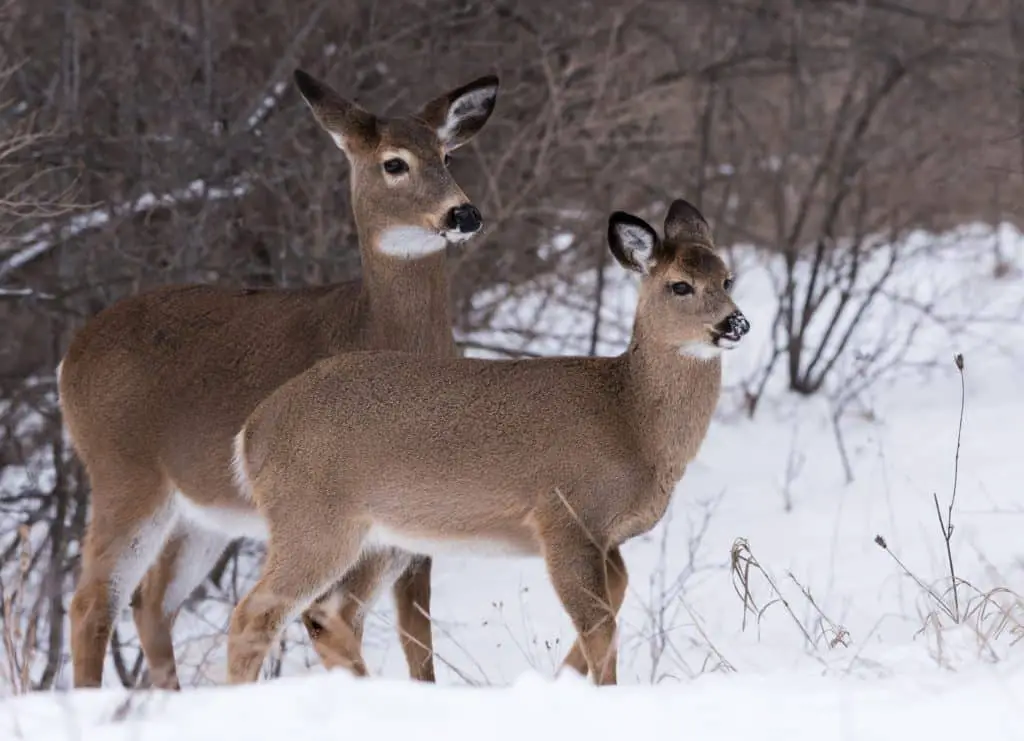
[723,278,734,292]
[383,158,409,175]
[443,153,451,167]
[670,281,694,296]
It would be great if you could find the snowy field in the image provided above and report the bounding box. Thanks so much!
[2,223,1023,738]
[4,668,1024,740]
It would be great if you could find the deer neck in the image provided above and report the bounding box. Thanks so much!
[623,322,723,476]
[356,224,455,356]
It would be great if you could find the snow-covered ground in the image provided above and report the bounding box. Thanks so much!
[4,667,1024,740]
[2,223,1023,738]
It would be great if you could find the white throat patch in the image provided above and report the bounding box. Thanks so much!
[376,226,447,259]
[679,341,722,360]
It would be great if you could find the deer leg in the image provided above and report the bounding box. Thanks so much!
[560,546,627,678]
[301,551,393,673]
[301,595,367,674]
[301,549,434,681]
[132,523,230,690]
[70,468,177,688]
[228,524,368,685]
[392,555,434,682]
[541,530,619,686]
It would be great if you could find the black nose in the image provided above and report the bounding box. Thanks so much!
[448,204,482,233]
[723,311,750,337]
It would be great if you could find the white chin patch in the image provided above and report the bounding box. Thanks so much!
[376,226,447,259]
[679,341,722,360]
[441,229,478,244]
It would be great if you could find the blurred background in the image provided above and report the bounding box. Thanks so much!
[1,0,1022,690]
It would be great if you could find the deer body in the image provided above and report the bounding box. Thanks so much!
[60,69,499,689]
[62,271,443,526]
[237,349,719,553]
[228,200,750,685]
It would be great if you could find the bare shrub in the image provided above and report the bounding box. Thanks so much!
[874,352,1024,664]
[0,0,1019,688]
[730,537,850,654]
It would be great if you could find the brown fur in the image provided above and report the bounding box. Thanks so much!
[59,68,500,688]
[227,200,751,685]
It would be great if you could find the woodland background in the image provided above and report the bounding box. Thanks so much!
[1,0,1022,689]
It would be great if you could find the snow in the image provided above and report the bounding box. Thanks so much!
[2,221,1023,738]
[245,81,289,134]
[0,178,250,280]
[3,667,1024,740]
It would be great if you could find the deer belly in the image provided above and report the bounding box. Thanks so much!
[173,491,269,541]
[363,523,537,559]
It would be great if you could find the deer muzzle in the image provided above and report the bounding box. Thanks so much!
[445,203,483,237]
[713,311,750,349]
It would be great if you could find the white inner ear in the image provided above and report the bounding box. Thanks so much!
[437,87,496,146]
[329,131,350,155]
[618,223,656,270]
[376,226,447,259]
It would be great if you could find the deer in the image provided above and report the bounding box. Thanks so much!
[226,198,751,685]
[58,67,500,689]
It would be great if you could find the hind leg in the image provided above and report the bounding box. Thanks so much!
[303,550,434,681]
[70,469,178,688]
[228,523,369,684]
[133,523,230,690]
[301,550,392,673]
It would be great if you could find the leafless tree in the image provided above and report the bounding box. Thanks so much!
[0,0,1020,689]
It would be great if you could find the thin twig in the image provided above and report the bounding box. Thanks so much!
[933,352,966,621]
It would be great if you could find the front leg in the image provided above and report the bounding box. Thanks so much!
[559,546,627,678]
[540,528,620,685]
[392,556,435,682]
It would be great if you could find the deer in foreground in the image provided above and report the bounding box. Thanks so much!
[228,199,751,685]
[59,68,500,689]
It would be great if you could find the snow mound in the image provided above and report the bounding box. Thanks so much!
[3,666,1024,741]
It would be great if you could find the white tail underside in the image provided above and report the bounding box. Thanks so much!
[231,429,253,502]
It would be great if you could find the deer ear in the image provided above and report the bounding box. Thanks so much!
[294,69,377,155]
[663,199,713,246]
[416,75,499,152]
[608,211,659,275]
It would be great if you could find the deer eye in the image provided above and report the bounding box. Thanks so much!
[443,153,452,167]
[723,277,734,292]
[670,281,694,297]
[382,158,409,175]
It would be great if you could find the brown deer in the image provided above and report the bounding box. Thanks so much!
[227,199,751,685]
[58,68,500,689]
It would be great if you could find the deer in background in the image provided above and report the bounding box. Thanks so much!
[59,67,500,689]
[228,199,751,685]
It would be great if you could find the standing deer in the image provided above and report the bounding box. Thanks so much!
[59,68,500,689]
[228,199,750,685]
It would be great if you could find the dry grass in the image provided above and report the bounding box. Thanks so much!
[0,524,37,694]
[872,352,1023,665]
[730,537,850,654]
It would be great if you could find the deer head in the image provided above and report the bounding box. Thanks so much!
[293,69,499,259]
[609,199,750,359]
